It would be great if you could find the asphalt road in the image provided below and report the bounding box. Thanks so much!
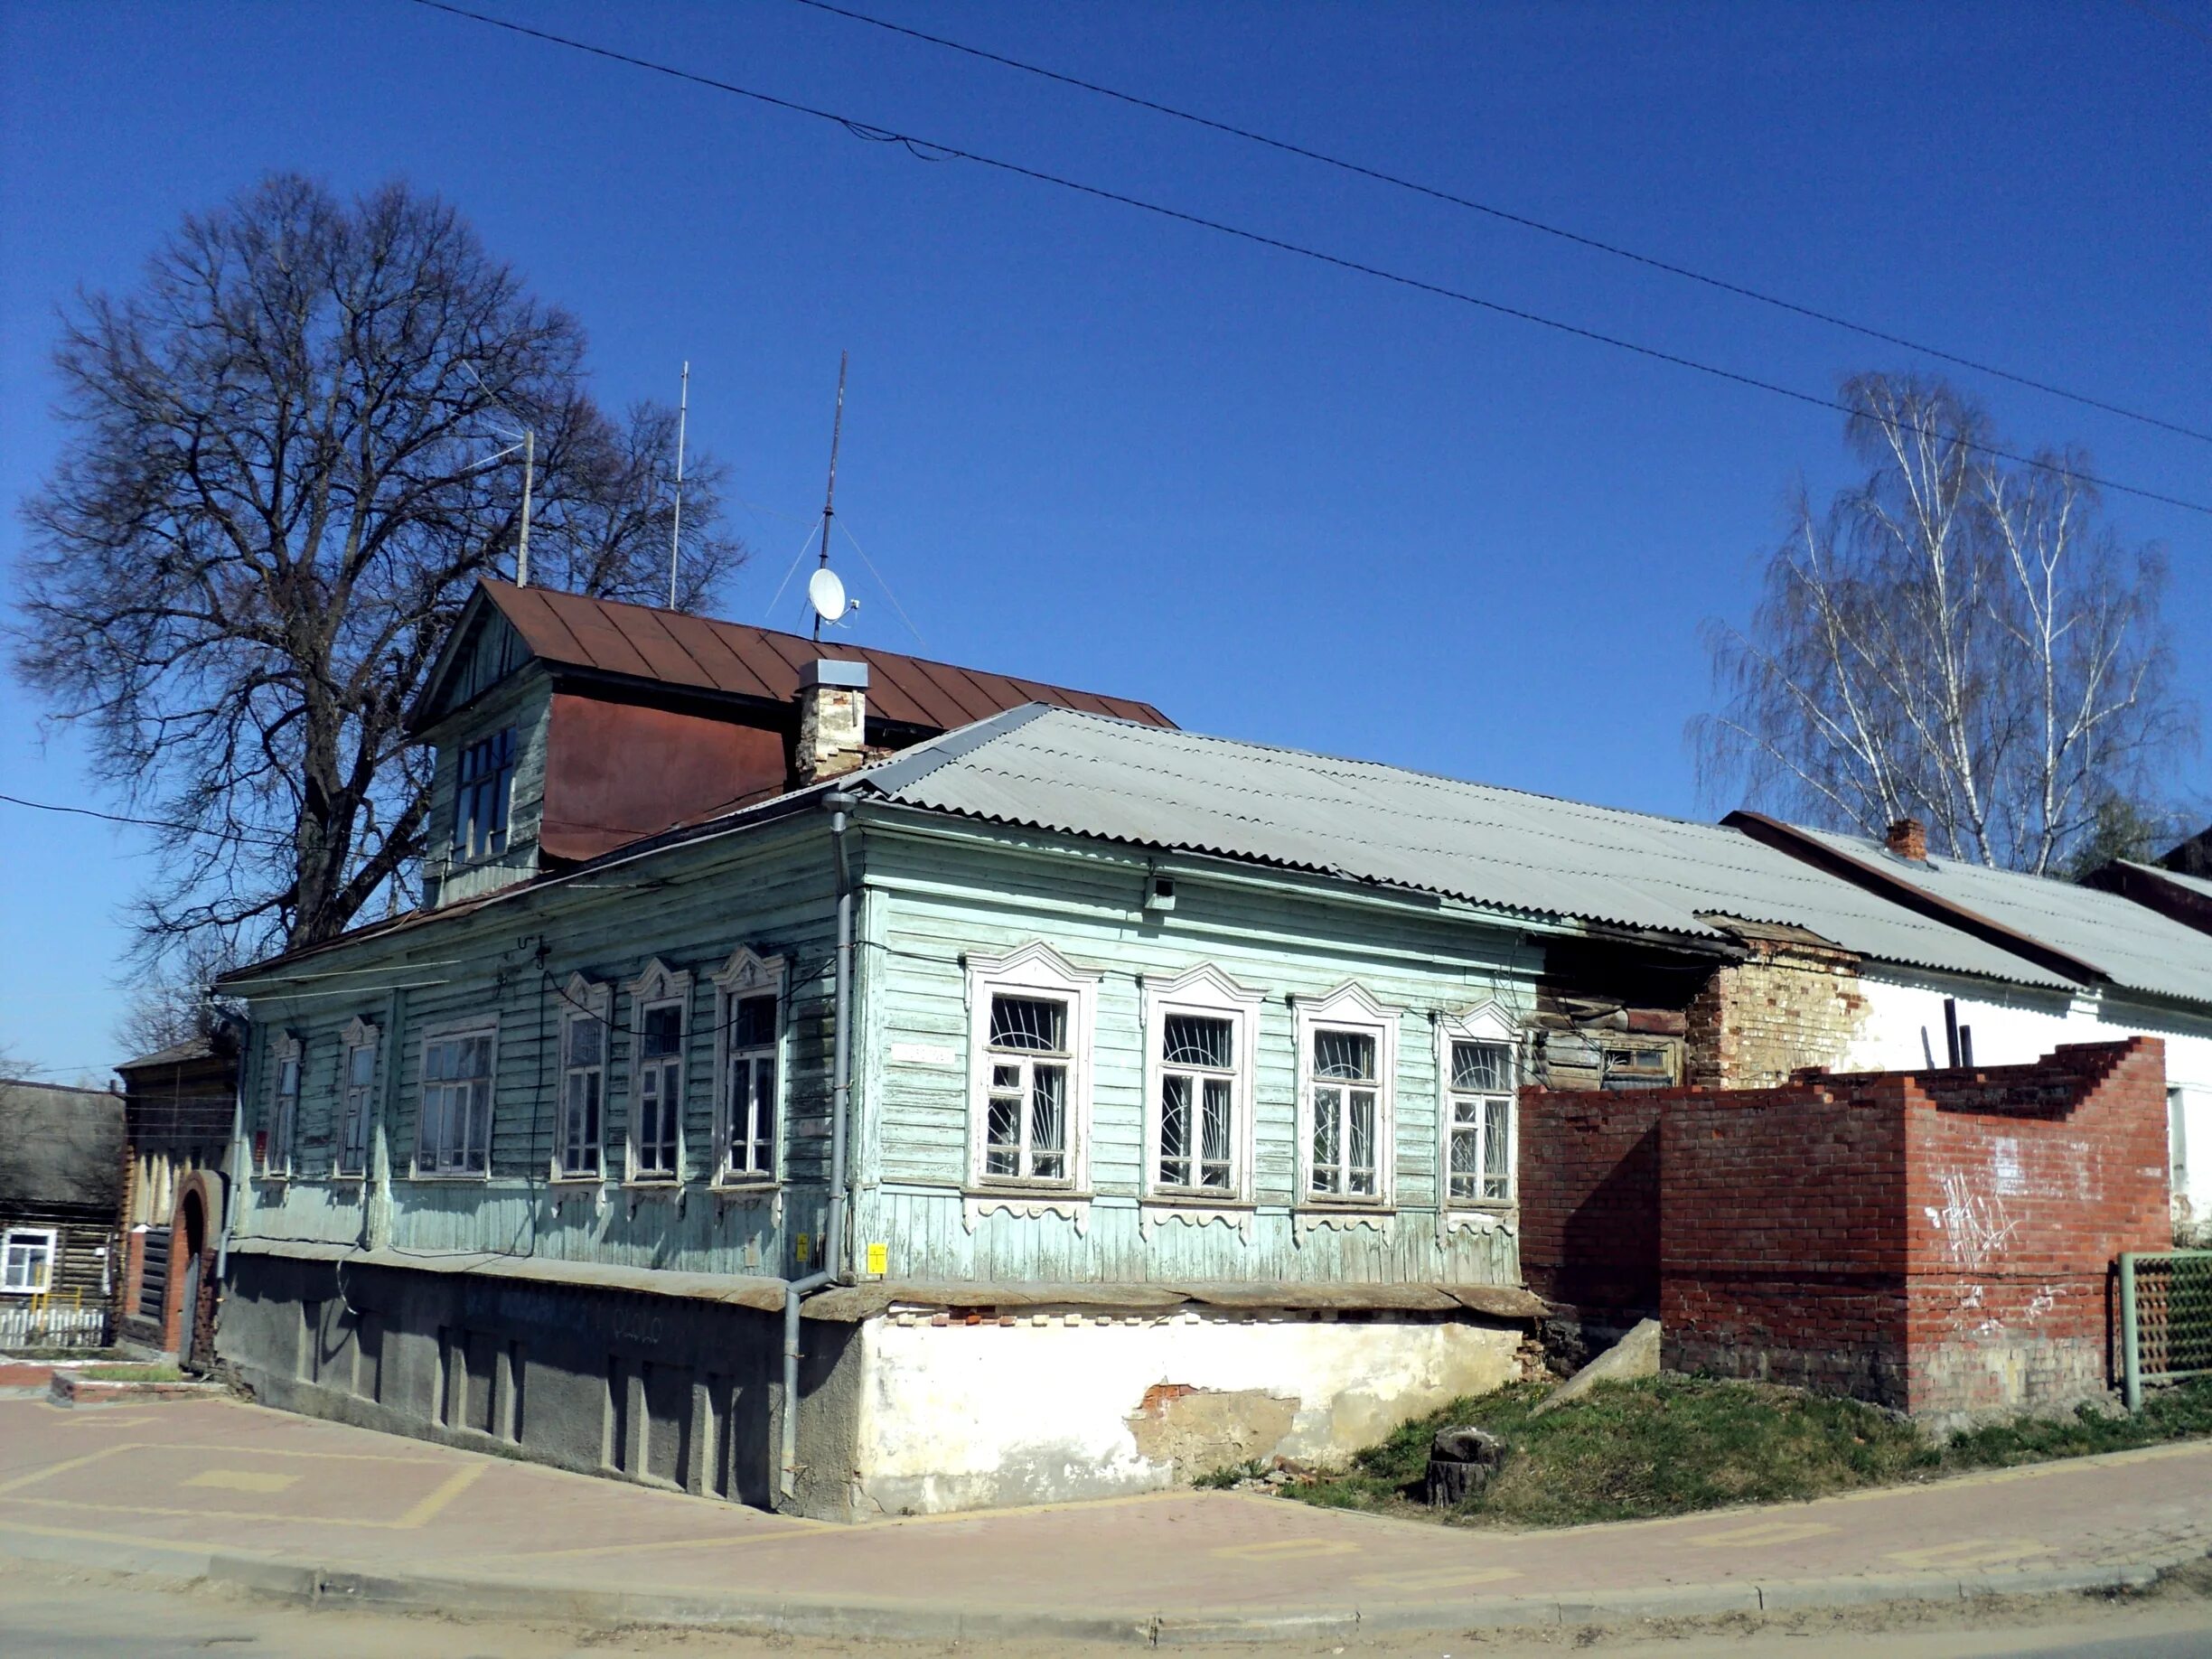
[5,1559,2212,1659]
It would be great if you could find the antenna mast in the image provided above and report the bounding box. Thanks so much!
[814,351,848,643]
[668,361,689,609]
[517,426,535,588]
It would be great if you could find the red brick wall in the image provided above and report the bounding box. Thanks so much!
[1516,1086,1662,1313]
[1518,1040,2170,1419]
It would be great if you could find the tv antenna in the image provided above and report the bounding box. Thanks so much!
[811,351,858,642]
[667,361,689,609]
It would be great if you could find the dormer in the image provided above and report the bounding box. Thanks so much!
[408,581,1174,908]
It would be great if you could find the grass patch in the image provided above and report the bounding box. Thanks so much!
[77,1363,185,1382]
[1287,1374,2212,1529]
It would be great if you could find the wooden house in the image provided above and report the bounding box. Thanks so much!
[0,1079,124,1350]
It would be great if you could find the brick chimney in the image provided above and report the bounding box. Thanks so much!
[796,659,869,786]
[1885,817,1928,862]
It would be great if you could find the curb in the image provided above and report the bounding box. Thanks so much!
[0,1525,2189,1645]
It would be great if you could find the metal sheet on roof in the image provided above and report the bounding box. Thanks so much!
[856,708,2074,989]
[1792,828,2212,1008]
[482,582,1173,733]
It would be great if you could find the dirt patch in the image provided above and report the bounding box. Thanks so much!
[1127,1382,1297,1477]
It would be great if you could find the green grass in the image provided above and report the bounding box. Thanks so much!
[76,1363,185,1382]
[1285,1374,2212,1529]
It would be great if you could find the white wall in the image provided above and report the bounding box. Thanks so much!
[847,1307,1521,1516]
[1848,967,2212,1240]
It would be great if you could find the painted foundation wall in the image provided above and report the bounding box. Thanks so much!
[1848,968,2212,1238]
[847,1309,1523,1515]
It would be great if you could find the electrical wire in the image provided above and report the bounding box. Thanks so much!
[789,0,2212,448]
[402,0,2212,518]
[0,792,292,848]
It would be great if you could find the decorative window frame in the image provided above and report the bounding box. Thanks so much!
[623,958,693,1186]
[962,942,1100,1214]
[335,1016,380,1180]
[554,974,611,1182]
[1140,963,1263,1214]
[1435,1001,1520,1234]
[710,946,788,1189]
[1293,982,1400,1214]
[1,1227,59,1296]
[265,1031,304,1181]
[412,1015,500,1179]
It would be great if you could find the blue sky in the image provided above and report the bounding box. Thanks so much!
[3,0,2207,1080]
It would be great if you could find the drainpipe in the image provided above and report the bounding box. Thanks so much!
[778,789,860,1504]
[211,1011,251,1285]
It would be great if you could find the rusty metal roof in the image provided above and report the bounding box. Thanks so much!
[480,581,1173,732]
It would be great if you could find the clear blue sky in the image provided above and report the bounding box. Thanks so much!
[4,1,2207,1080]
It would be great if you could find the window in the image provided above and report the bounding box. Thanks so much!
[268,1035,303,1178]
[2,1229,56,1295]
[1446,1038,1514,1204]
[1143,964,1262,1202]
[1602,1045,1678,1091]
[558,978,609,1179]
[965,942,1099,1191]
[454,726,517,862]
[337,1018,379,1178]
[417,1024,495,1175]
[713,949,786,1185]
[1296,984,1398,1205]
[624,959,692,1184]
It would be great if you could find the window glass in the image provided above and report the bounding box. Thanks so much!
[337,1039,376,1176]
[417,1030,494,1174]
[633,1001,683,1179]
[984,992,1071,1181]
[1308,1026,1379,1197]
[558,1008,605,1178]
[1158,1013,1235,1191]
[724,991,778,1179]
[2,1231,56,1294]
[454,726,517,862]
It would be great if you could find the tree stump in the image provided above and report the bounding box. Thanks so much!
[1424,1426,1505,1507]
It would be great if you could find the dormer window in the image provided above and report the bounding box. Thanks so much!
[455,727,516,861]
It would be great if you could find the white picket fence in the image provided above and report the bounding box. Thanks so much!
[0,1298,110,1350]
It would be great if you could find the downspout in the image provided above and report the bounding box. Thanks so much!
[779,789,860,1504]
[211,1011,252,1286]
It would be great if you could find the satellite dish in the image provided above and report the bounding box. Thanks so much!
[807,567,848,624]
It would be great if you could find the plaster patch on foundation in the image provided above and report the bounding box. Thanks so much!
[1126,1382,1298,1476]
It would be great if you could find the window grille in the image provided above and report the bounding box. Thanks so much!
[1308,1027,1378,1196]
[1158,1014,1234,1191]
[1447,1038,1514,1203]
[984,993,1070,1181]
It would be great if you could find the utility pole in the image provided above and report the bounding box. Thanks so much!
[668,361,689,609]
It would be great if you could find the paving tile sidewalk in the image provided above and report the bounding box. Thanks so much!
[3,1396,2208,1639]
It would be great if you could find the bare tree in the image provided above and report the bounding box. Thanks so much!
[1696,373,2188,876]
[13,175,745,967]
[114,937,239,1060]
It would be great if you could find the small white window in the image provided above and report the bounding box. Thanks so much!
[1296,984,1398,1205]
[624,960,692,1184]
[2,1228,57,1295]
[712,948,786,1185]
[1143,964,1262,1203]
[417,1022,496,1176]
[267,1034,303,1178]
[964,943,1099,1191]
[337,1017,379,1178]
[1438,1004,1518,1204]
[558,976,609,1179]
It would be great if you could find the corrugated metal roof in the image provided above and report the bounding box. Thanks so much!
[481,582,1174,732]
[2133,860,2212,905]
[852,708,2075,989]
[1787,828,2212,1008]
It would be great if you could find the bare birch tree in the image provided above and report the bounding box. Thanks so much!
[13,174,745,968]
[1696,373,2186,875]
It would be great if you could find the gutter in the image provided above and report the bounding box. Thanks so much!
[777,788,860,1505]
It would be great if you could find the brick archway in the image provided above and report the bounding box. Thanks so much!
[166,1170,222,1363]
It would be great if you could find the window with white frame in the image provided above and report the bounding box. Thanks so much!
[558,976,609,1178]
[1438,1005,1517,1205]
[1144,964,1261,1201]
[1296,984,1398,1204]
[965,943,1098,1190]
[267,1034,303,1177]
[625,960,690,1183]
[713,948,786,1184]
[417,1023,495,1175]
[336,1017,379,1178]
[2,1228,56,1295]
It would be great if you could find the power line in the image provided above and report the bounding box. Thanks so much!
[0,792,292,848]
[404,1,2212,518]
[789,0,2212,448]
